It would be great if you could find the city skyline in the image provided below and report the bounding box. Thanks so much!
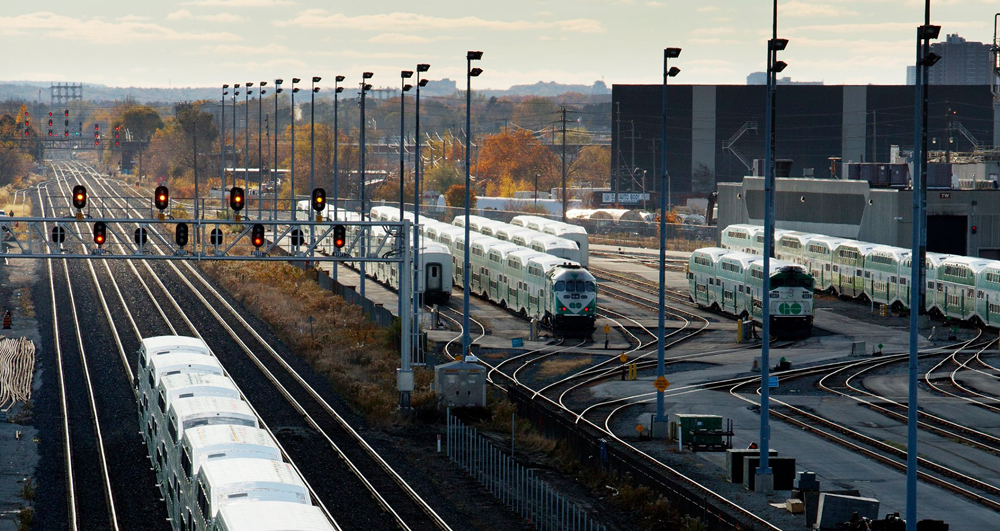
[1,1,997,90]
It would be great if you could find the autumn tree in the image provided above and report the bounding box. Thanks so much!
[474,129,558,196]
[422,162,462,195]
[444,184,477,209]
[568,145,610,188]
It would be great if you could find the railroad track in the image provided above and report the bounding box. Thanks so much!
[49,161,452,530]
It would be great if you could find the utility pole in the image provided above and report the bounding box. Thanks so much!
[560,107,568,222]
[872,110,878,163]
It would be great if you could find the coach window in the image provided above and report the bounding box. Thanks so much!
[555,281,565,291]
[586,281,596,292]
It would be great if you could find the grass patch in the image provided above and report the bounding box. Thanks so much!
[200,260,435,424]
[535,356,594,378]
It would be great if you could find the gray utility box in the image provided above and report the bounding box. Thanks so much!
[815,493,879,530]
[434,358,487,408]
[725,449,777,484]
[742,456,796,491]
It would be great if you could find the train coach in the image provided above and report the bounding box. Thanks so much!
[453,214,586,266]
[688,247,814,337]
[721,224,1000,328]
[509,214,590,266]
[136,336,336,531]
[340,208,454,305]
[428,216,596,336]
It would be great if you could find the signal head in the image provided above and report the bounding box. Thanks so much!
[72,185,87,210]
[230,186,245,212]
[333,225,346,249]
[311,187,326,212]
[175,223,189,247]
[93,221,106,246]
[154,186,169,211]
[251,223,265,249]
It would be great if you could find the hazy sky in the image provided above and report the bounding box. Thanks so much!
[1,1,996,90]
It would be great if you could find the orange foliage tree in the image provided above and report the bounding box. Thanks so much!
[474,129,557,196]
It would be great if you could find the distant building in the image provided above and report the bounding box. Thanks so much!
[746,72,823,85]
[905,34,993,85]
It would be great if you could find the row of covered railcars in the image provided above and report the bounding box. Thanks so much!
[721,224,1000,326]
[369,207,597,336]
[687,247,815,337]
[136,335,336,531]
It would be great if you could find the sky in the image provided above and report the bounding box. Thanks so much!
[1,1,997,91]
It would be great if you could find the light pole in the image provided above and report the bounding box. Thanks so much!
[273,79,283,221]
[333,75,345,281]
[232,84,239,219]
[463,51,483,359]
[245,82,253,193]
[290,78,300,220]
[359,72,373,299]
[758,0,788,494]
[908,6,940,529]
[400,70,414,221]
[258,81,267,218]
[221,85,228,212]
[656,47,681,432]
[398,70,414,324]
[412,63,430,364]
[534,173,540,206]
[310,76,321,256]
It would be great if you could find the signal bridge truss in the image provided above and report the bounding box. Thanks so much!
[1,216,420,404]
[0,217,410,264]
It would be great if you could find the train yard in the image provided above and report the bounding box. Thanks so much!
[5,161,1000,529]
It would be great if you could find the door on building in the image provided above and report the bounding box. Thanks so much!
[927,215,967,256]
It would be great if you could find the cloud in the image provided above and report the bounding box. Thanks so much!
[182,0,294,6]
[117,15,151,22]
[367,33,452,44]
[275,10,605,33]
[204,43,291,55]
[0,12,238,42]
[168,9,244,22]
[696,5,719,12]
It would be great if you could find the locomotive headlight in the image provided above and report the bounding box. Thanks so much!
[769,292,780,299]
[802,293,812,299]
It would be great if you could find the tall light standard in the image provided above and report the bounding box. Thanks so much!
[232,84,240,218]
[359,72,374,299]
[273,79,283,221]
[400,70,414,221]
[258,81,268,218]
[534,173,540,206]
[244,82,253,193]
[309,76,321,256]
[290,78,301,220]
[907,5,940,529]
[758,0,788,494]
[221,85,229,211]
[463,51,483,359]
[412,63,430,363]
[398,70,414,346]
[333,75,345,281]
[656,47,681,434]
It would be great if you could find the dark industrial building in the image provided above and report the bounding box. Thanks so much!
[609,84,1000,204]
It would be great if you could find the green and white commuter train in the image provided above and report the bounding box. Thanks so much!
[688,247,814,337]
[721,223,1000,328]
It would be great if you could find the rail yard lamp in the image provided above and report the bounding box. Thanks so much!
[757,0,788,494]
[245,82,253,193]
[907,3,940,528]
[333,75,345,281]
[290,78,300,221]
[273,79,283,221]
[309,77,321,256]
[463,51,483,359]
[258,81,267,218]
[656,47,681,430]
[221,85,229,210]
[412,63,430,363]
[359,72,374,299]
